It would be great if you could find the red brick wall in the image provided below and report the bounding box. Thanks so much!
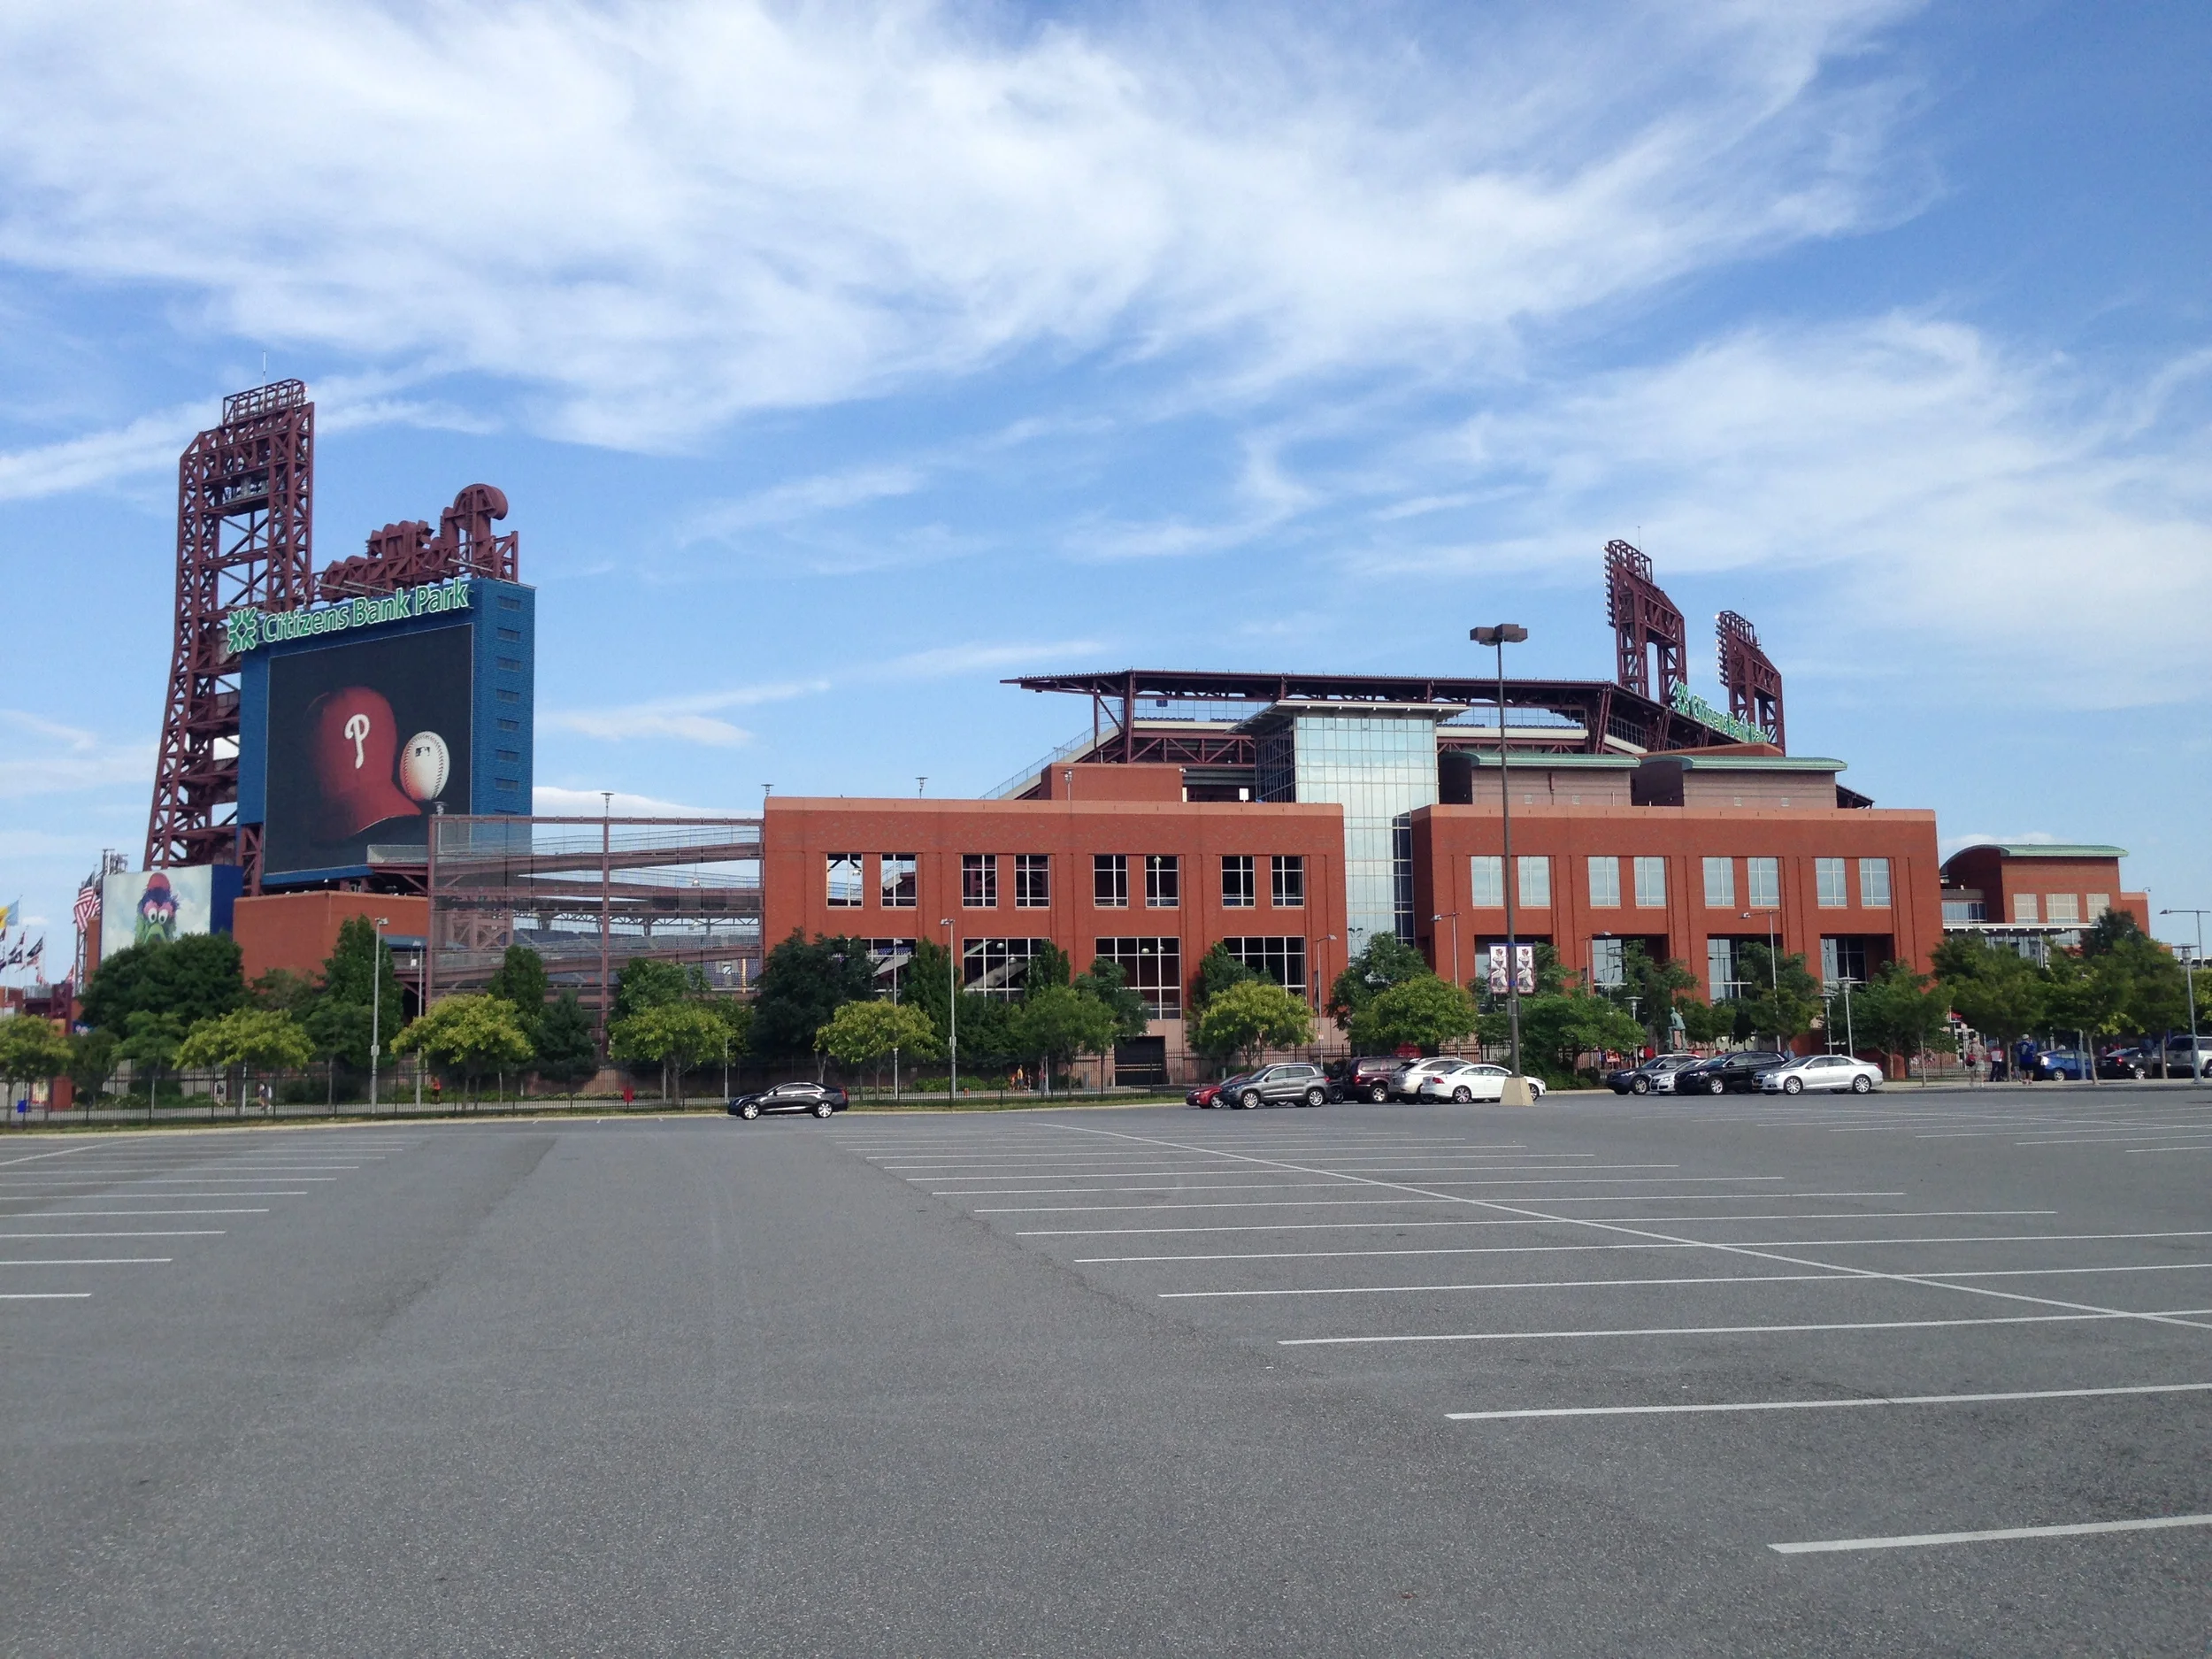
[233,892,429,985]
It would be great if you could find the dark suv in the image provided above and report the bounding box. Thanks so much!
[1223,1064,1330,1110]
[1326,1056,1399,1102]
[1678,1050,1788,1094]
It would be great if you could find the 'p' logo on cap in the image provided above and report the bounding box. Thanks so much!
[310,687,423,841]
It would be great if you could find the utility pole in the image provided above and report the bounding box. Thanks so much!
[1471,624,1530,1102]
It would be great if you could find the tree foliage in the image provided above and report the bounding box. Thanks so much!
[610,1000,731,1104]
[66,1029,118,1102]
[177,1007,314,1073]
[1074,956,1151,1041]
[394,995,534,1100]
[1932,935,2046,1044]
[533,990,601,1097]
[1010,986,1120,1089]
[1847,960,1952,1063]
[115,1010,185,1103]
[611,957,704,1022]
[749,933,879,1057]
[81,933,245,1034]
[816,1000,941,1077]
[1615,942,1700,1048]
[1348,974,1478,1055]
[1517,988,1647,1075]
[0,1018,73,1096]
[1190,943,1259,1017]
[1192,978,1316,1068]
[1024,941,1072,997]
[483,945,551,1043]
[1325,934,1429,1031]
[321,916,403,1019]
[1731,943,1822,1046]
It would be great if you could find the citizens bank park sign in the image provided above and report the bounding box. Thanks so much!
[1668,683,1767,747]
[223,578,473,657]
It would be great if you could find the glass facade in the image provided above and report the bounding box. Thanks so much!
[1256,709,1439,950]
[1707,936,1735,1000]
[1094,937,1183,1018]
[1221,935,1309,996]
[1592,935,1624,987]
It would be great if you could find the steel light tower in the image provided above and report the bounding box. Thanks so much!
[1471,624,1530,1101]
[2162,909,2208,1079]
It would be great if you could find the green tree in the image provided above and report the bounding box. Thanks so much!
[1676,995,1732,1046]
[609,1000,731,1106]
[533,989,601,1102]
[816,1000,941,1095]
[65,1029,118,1105]
[1617,943,1699,1049]
[1518,988,1647,1077]
[899,937,955,1038]
[1189,943,1259,1017]
[2081,914,2190,1044]
[1732,943,1822,1047]
[1847,959,1952,1069]
[177,1007,315,1111]
[395,995,534,1105]
[1192,978,1317,1069]
[81,933,245,1034]
[749,933,879,1057]
[0,1018,73,1116]
[1932,935,2046,1045]
[611,956,703,1022]
[1348,974,1479,1055]
[303,1000,373,1102]
[483,945,551,1045]
[1010,986,1120,1093]
[1024,941,1071,997]
[1074,956,1150,1041]
[1325,933,1429,1031]
[321,916,403,1018]
[115,1010,184,1118]
[250,967,320,1018]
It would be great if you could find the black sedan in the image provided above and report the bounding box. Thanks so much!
[729,1081,848,1120]
[1676,1049,1790,1094]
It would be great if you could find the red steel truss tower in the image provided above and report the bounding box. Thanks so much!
[144,381,317,876]
[1602,539,1687,707]
[1717,610,1786,749]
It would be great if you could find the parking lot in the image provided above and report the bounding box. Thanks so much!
[4,1088,2208,1654]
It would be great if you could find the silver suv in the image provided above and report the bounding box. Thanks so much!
[1223,1064,1329,1110]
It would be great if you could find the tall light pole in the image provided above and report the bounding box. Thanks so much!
[1432,911,1460,987]
[941,917,957,1097]
[1741,907,1780,1044]
[369,915,390,1116]
[2161,909,2207,1079]
[1471,624,1529,1097]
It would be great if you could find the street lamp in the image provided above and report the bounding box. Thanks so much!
[369,915,390,1116]
[941,918,958,1097]
[1471,623,1530,1099]
[1432,912,1460,987]
[2161,909,2208,1080]
[1740,907,1780,1043]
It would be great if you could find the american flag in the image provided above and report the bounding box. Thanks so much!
[73,882,101,933]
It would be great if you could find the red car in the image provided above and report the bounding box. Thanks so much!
[1187,1079,1235,1109]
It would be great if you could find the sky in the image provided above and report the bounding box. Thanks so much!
[1,0,2208,970]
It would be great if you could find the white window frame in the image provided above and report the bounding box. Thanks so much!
[1702,856,1735,909]
[1815,857,1847,909]
[1747,856,1779,910]
[826,853,864,909]
[1586,856,1621,909]
[1858,857,1891,909]
[1633,856,1666,909]
[1470,855,1504,909]
[1517,855,1551,910]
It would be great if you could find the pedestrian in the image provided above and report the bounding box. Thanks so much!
[622,1084,634,1108]
[2015,1034,2037,1083]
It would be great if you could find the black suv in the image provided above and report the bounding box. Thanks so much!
[1604,1053,1700,1095]
[1223,1064,1330,1110]
[729,1081,849,1120]
[1326,1056,1399,1102]
[1678,1050,1788,1094]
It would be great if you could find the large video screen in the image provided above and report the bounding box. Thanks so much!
[263,626,472,879]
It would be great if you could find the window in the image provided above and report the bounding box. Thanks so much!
[2088,893,2111,918]
[495,778,519,792]
[826,853,864,908]
[1222,855,1256,909]
[2012,892,2039,923]
[496,657,522,672]
[495,749,520,764]
[1821,936,1867,987]
[879,854,917,909]
[1707,936,1735,1001]
[864,938,915,995]
[2046,893,2080,924]
[1146,854,1179,909]
[1015,854,1050,909]
[1094,854,1128,908]
[498,595,522,611]
[496,626,521,642]
[1592,936,1624,988]
[496,688,519,703]
[1747,856,1779,909]
[1859,858,1891,909]
[1517,855,1551,910]
[1703,856,1735,909]
[496,718,519,732]
[1470,855,1504,908]
[963,937,1047,1000]
[1816,857,1847,909]
[1942,899,1986,924]
[1587,856,1621,908]
[1271,855,1305,909]
[1633,856,1666,909]
[962,854,998,908]
[1221,936,1308,996]
[1094,937,1183,1018]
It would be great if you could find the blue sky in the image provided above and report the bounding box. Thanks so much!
[2,0,2208,965]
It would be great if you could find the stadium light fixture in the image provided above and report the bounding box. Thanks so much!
[1470,624,1529,1097]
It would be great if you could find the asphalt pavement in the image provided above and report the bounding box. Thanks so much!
[3,1083,2208,1655]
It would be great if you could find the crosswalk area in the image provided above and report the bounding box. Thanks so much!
[833,1095,2212,1561]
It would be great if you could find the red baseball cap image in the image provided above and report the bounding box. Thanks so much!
[310,686,423,841]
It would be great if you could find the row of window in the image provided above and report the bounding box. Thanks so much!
[2011,893,2109,925]
[826,852,1306,911]
[853,934,1310,1018]
[1701,935,1879,999]
[1465,855,1893,912]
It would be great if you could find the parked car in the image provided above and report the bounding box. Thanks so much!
[1677,1050,1790,1094]
[1415,1061,1548,1103]
[1188,1077,1241,1109]
[2096,1046,2151,1080]
[2161,1036,2212,1078]
[1325,1056,1400,1103]
[1218,1063,1330,1110]
[728,1080,847,1120]
[2031,1048,2091,1082]
[1604,1053,1701,1095]
[1757,1054,1883,1094]
[1387,1056,1477,1100]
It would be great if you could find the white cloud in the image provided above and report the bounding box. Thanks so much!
[541,679,830,748]
[879,640,1108,679]
[531,784,750,817]
[0,710,151,798]
[0,1,1917,449]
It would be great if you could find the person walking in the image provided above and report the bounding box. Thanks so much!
[2015,1034,2038,1083]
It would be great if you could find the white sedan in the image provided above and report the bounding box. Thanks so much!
[1757,1054,1883,1094]
[1415,1061,1548,1103]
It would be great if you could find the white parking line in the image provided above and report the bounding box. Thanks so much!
[2127,1146,2212,1154]
[0,1147,100,1168]
[1449,1383,2212,1420]
[1076,1229,2212,1263]
[1021,1210,2055,1237]
[1280,1308,2212,1346]
[30,1208,270,1217]
[0,1230,222,1238]
[936,1181,1363,1196]
[0,1191,308,1199]
[1770,1514,2212,1555]
[0,1291,91,1300]
[0,1257,170,1265]
[1167,1271,1858,1298]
